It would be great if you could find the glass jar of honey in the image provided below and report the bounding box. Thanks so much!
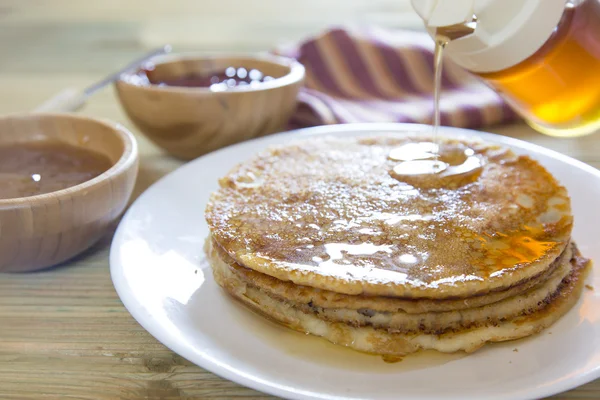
[412,0,600,137]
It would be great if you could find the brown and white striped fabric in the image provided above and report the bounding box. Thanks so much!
[275,27,519,130]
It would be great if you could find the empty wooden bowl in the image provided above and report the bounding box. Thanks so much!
[114,53,305,160]
[0,113,139,272]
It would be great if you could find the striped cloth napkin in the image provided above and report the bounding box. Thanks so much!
[276,27,519,130]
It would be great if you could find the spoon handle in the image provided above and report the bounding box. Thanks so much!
[33,87,87,113]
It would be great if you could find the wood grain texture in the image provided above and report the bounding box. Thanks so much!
[0,114,138,272]
[115,54,304,160]
[0,0,599,398]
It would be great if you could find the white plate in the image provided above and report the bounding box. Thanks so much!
[110,124,600,400]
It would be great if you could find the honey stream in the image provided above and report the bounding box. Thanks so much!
[388,34,483,186]
[432,34,448,163]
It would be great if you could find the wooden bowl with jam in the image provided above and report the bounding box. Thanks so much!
[0,113,138,272]
[114,53,305,160]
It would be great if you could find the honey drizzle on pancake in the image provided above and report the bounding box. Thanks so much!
[389,36,483,187]
[294,224,562,287]
[388,141,483,187]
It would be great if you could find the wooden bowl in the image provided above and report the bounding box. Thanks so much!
[0,113,139,272]
[114,53,305,160]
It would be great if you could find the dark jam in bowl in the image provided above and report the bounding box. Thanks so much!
[133,66,275,91]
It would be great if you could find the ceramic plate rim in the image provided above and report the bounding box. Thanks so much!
[110,123,600,400]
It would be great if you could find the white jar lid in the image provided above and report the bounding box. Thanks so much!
[411,0,568,73]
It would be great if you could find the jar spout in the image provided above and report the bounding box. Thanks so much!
[436,18,477,41]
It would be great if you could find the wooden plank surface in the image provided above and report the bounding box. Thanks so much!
[1,0,599,399]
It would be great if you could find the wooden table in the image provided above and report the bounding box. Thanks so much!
[1,1,599,398]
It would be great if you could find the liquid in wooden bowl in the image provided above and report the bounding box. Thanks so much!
[0,113,139,273]
[0,140,112,200]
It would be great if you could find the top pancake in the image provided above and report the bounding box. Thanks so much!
[205,135,572,299]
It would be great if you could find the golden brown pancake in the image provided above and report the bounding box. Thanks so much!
[206,236,573,333]
[210,235,568,313]
[211,238,590,356]
[206,135,572,299]
[206,237,574,333]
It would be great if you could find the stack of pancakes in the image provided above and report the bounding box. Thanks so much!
[205,135,590,356]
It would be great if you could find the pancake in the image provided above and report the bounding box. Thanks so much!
[211,238,590,356]
[210,235,568,313]
[205,134,589,356]
[205,135,572,299]
[207,237,575,334]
